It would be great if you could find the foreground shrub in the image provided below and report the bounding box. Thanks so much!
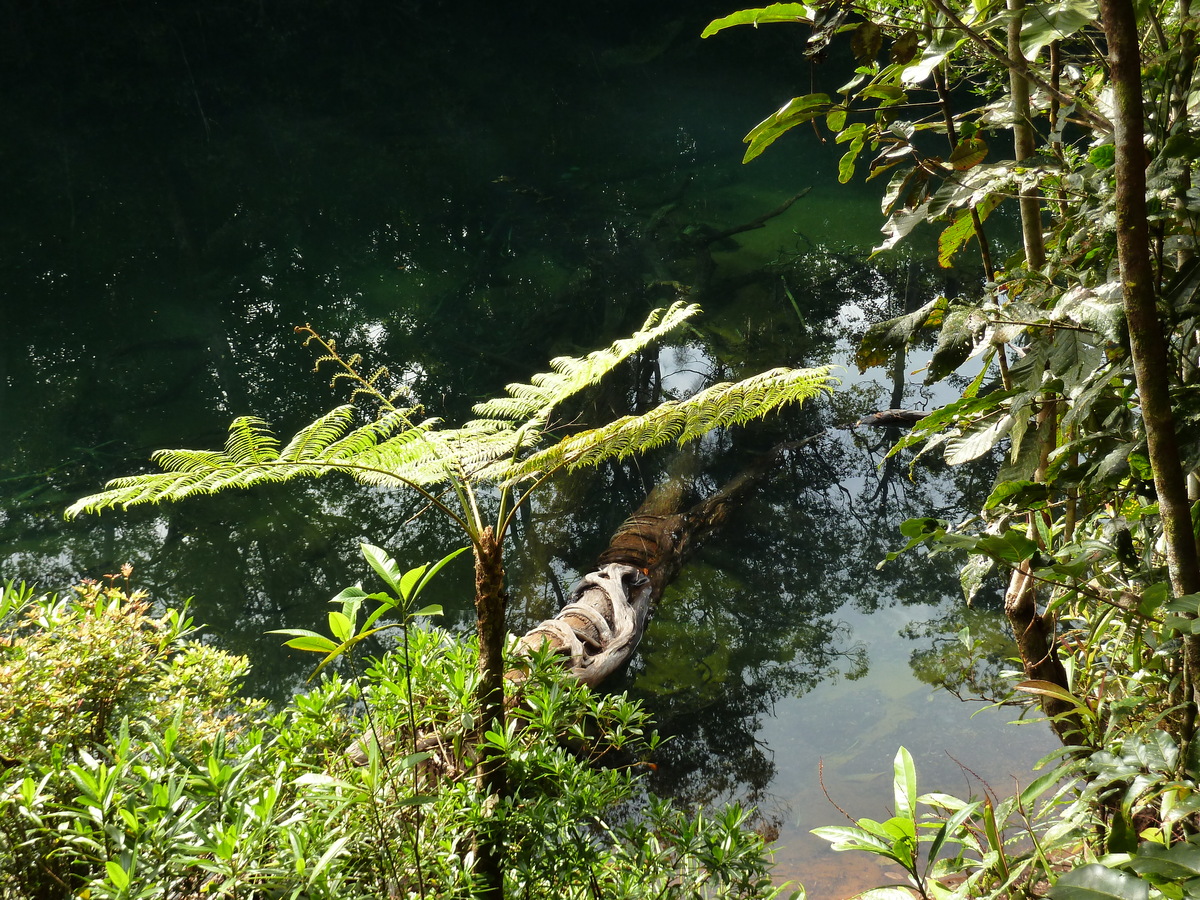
[0,580,794,899]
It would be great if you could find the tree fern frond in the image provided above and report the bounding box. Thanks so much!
[504,366,835,480]
[224,417,281,463]
[278,406,356,461]
[471,301,700,424]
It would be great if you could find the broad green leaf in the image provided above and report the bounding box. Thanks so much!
[893,747,918,821]
[811,825,896,856]
[1020,0,1098,60]
[944,413,1014,465]
[400,751,433,769]
[361,543,404,595]
[742,94,831,163]
[839,137,865,183]
[948,136,988,170]
[1015,681,1095,718]
[269,630,339,654]
[827,106,847,132]
[1047,863,1148,900]
[399,563,427,602]
[411,604,444,617]
[1129,841,1200,880]
[328,610,353,643]
[702,4,816,38]
[937,193,1001,267]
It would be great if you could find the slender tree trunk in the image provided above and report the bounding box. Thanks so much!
[473,526,507,900]
[1101,0,1200,713]
[1007,0,1046,270]
[1002,0,1080,736]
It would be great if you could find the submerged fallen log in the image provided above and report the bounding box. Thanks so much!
[854,408,928,428]
[512,434,824,686]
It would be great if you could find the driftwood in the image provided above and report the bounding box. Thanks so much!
[513,434,824,686]
[854,408,928,428]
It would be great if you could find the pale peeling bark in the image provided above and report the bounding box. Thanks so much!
[513,564,652,687]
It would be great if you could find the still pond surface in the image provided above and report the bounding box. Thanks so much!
[1,2,1056,894]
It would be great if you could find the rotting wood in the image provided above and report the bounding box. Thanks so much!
[512,433,825,686]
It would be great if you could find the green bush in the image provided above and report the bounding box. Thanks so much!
[0,579,795,899]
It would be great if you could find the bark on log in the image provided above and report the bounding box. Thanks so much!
[854,409,929,428]
[513,435,823,686]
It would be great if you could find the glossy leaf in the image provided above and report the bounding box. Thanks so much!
[361,542,404,596]
[742,94,831,162]
[893,747,917,821]
[701,4,816,38]
[1047,863,1148,900]
[269,630,339,654]
[1020,0,1099,60]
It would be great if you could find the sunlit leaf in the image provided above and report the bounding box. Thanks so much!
[328,611,352,643]
[269,631,339,654]
[937,194,1001,268]
[701,3,816,38]
[1047,863,1148,900]
[742,94,831,163]
[893,747,917,821]
[1020,0,1098,60]
[839,137,865,183]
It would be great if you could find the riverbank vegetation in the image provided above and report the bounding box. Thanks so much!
[0,575,788,898]
[703,0,1200,897]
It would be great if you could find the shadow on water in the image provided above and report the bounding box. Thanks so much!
[1,2,1057,894]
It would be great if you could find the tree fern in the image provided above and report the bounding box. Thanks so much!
[67,304,834,523]
[503,366,835,480]
[471,300,700,426]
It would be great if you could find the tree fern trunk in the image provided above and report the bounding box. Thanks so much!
[473,526,507,900]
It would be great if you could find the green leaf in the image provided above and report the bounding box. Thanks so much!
[1019,0,1098,60]
[701,4,816,38]
[399,563,427,602]
[893,747,918,821]
[361,543,404,596]
[269,630,339,654]
[742,94,831,163]
[839,137,865,184]
[811,826,897,856]
[1014,681,1095,718]
[328,610,353,643]
[937,194,1001,267]
[105,861,130,890]
[411,604,443,617]
[1047,863,1148,900]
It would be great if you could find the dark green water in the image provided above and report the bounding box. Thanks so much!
[1,2,1055,893]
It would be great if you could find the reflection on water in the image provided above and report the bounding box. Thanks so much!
[1,2,1056,894]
